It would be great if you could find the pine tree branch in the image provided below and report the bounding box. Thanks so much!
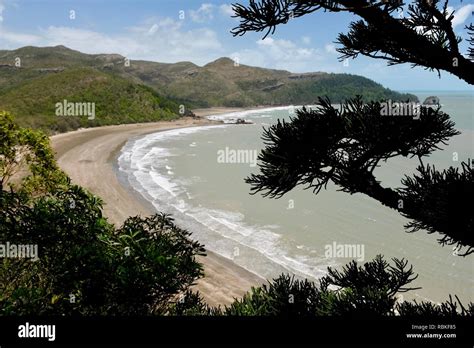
[231,0,474,84]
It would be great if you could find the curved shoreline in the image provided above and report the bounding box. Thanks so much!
[50,110,265,307]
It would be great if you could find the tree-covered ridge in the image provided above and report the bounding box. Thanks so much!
[0,45,417,112]
[0,68,186,134]
[263,73,418,106]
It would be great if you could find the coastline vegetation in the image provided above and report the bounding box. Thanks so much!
[0,111,472,316]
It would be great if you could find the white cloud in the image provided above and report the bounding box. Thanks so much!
[232,37,323,72]
[0,3,4,23]
[302,36,311,45]
[133,18,181,36]
[325,43,337,54]
[0,16,224,65]
[190,3,214,23]
[413,5,473,36]
[147,24,159,35]
[219,4,234,17]
[230,49,266,68]
[0,1,39,45]
[257,37,310,57]
[0,6,335,73]
[40,27,141,57]
[450,4,474,28]
[0,28,40,45]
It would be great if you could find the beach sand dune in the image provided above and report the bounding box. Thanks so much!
[51,110,264,307]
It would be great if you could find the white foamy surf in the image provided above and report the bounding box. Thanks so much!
[117,114,334,281]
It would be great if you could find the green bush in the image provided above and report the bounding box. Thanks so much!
[0,112,205,315]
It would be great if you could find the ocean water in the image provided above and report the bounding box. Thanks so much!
[118,91,473,303]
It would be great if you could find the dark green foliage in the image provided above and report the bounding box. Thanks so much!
[246,97,458,198]
[400,162,473,255]
[0,111,68,194]
[168,290,221,316]
[322,256,420,297]
[268,74,418,105]
[179,256,472,317]
[468,24,474,60]
[396,295,474,317]
[317,256,419,316]
[0,186,206,315]
[226,274,324,316]
[0,186,110,315]
[103,213,206,315]
[0,68,184,134]
[0,114,205,315]
[164,255,466,317]
[226,255,420,316]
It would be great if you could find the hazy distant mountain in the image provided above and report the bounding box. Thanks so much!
[0,45,417,132]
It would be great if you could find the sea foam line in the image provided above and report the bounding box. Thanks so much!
[117,120,332,281]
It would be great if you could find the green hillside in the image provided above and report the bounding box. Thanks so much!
[110,56,418,107]
[0,45,418,132]
[0,67,183,133]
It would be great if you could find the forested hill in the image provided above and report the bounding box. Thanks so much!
[0,45,417,132]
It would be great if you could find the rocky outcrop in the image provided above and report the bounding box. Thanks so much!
[288,72,326,79]
[422,96,440,105]
[220,118,253,124]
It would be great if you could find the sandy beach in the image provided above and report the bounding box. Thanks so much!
[50,108,265,307]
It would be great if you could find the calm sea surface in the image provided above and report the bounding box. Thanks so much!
[118,91,473,303]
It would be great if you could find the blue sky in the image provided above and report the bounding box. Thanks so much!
[0,0,473,91]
